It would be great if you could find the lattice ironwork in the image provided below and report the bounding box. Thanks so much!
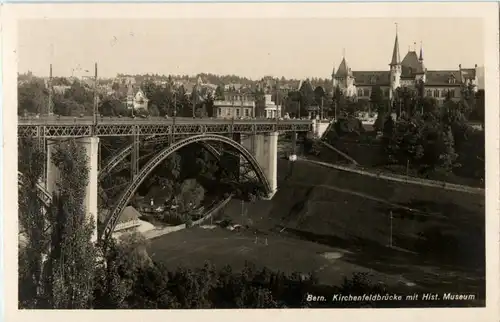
[100,134,272,241]
[19,120,312,138]
[99,135,221,180]
[18,171,52,208]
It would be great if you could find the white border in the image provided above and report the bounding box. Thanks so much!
[2,3,499,322]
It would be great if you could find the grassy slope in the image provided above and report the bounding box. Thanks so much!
[220,159,485,295]
[149,157,485,299]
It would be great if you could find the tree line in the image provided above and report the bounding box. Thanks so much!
[322,82,485,183]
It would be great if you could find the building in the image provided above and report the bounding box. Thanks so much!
[115,75,137,86]
[332,28,479,108]
[126,83,149,110]
[264,94,282,118]
[214,93,255,118]
[114,206,142,233]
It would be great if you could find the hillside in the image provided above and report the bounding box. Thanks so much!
[220,158,485,295]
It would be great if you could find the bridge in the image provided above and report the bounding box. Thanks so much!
[18,116,313,242]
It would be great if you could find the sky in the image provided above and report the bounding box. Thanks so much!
[18,17,483,80]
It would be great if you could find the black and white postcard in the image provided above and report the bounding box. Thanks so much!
[2,2,499,322]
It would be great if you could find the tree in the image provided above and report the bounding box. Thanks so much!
[149,104,160,117]
[459,83,476,119]
[18,139,47,308]
[99,97,126,116]
[299,80,315,117]
[253,89,266,118]
[176,86,191,117]
[65,81,93,106]
[18,80,49,115]
[332,86,347,119]
[285,91,301,118]
[470,89,485,126]
[43,140,97,308]
[314,86,326,118]
[178,179,205,213]
[439,125,459,171]
[203,92,215,117]
[386,116,424,167]
[19,139,97,309]
[215,85,225,100]
[163,152,182,181]
[421,97,439,116]
[370,85,384,114]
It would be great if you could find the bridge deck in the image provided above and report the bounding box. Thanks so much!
[18,117,312,138]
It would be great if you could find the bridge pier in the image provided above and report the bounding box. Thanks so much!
[46,137,99,242]
[240,132,278,199]
[290,131,297,155]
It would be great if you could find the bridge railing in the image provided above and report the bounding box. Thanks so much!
[18,117,313,138]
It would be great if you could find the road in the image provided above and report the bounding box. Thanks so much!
[18,115,313,126]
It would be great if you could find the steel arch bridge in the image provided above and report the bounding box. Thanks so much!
[99,135,221,180]
[100,134,271,241]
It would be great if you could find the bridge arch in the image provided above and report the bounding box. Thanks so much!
[99,136,220,180]
[100,134,271,241]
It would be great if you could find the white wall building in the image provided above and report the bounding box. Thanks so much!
[264,94,281,119]
[126,84,149,110]
[214,93,255,118]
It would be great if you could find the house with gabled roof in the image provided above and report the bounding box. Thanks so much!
[332,27,480,107]
[126,82,149,110]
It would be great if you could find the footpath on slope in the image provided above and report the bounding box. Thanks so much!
[307,139,484,195]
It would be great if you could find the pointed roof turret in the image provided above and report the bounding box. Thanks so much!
[390,23,401,66]
[335,57,352,77]
[418,41,423,61]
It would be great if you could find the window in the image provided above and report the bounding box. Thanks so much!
[364,88,370,97]
[236,108,240,117]
[393,76,396,82]
[426,90,432,97]
[245,108,250,117]
[449,89,455,98]
[226,108,230,116]
[384,89,390,97]
[434,89,440,98]
[218,108,222,116]
[358,89,363,97]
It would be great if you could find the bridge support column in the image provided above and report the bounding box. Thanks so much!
[291,131,297,155]
[46,141,59,197]
[241,132,278,199]
[80,137,99,242]
[46,137,99,242]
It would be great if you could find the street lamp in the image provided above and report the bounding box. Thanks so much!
[172,92,177,143]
